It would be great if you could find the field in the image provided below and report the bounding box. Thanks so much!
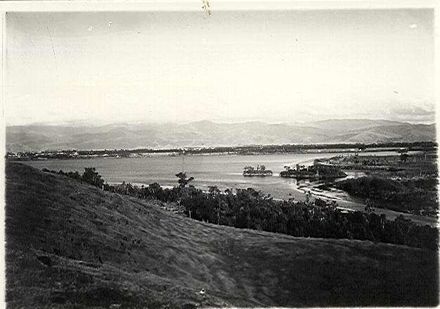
[327,152,438,178]
[323,152,438,216]
[5,162,439,307]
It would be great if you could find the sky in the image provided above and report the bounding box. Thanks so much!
[5,9,435,126]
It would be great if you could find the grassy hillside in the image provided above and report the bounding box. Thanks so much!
[5,163,438,308]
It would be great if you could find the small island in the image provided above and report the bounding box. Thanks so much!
[280,160,347,180]
[243,165,273,177]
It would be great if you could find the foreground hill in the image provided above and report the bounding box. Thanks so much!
[6,163,438,307]
[6,119,435,152]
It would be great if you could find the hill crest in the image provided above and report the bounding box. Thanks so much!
[6,119,435,152]
[5,162,438,307]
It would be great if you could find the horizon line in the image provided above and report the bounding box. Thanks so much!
[5,118,436,127]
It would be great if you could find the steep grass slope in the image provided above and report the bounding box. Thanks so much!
[5,163,438,308]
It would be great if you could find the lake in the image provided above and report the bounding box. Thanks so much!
[22,151,403,200]
[22,150,436,226]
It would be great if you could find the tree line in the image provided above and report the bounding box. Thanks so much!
[8,141,436,161]
[43,168,438,250]
[334,176,438,216]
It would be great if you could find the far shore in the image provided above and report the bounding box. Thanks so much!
[18,147,438,228]
[6,141,435,161]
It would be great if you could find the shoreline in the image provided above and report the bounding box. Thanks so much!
[7,146,433,161]
[19,149,438,227]
[295,179,438,227]
[108,178,437,228]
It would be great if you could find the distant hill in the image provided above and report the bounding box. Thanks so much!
[308,119,405,131]
[6,119,436,152]
[5,162,438,307]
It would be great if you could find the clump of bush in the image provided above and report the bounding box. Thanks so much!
[43,168,438,250]
[335,176,438,215]
[43,167,104,189]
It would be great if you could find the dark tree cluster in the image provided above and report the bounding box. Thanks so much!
[45,168,438,250]
[177,186,437,250]
[43,167,104,189]
[335,176,438,215]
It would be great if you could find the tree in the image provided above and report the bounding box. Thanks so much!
[400,153,409,163]
[208,186,220,195]
[82,167,104,189]
[175,172,194,188]
[103,182,114,192]
[208,186,222,224]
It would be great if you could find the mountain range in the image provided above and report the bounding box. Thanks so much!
[6,119,436,152]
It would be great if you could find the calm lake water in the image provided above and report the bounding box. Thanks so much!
[22,151,398,201]
[22,150,436,226]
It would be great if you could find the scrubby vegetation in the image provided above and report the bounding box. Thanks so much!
[335,176,438,216]
[44,168,438,250]
[7,162,439,307]
[178,187,437,250]
[43,167,104,189]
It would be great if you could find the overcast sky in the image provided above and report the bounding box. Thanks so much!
[5,9,435,126]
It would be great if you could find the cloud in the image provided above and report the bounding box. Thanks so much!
[392,106,433,116]
[388,105,435,123]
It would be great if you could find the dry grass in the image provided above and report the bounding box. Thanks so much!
[5,162,438,308]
